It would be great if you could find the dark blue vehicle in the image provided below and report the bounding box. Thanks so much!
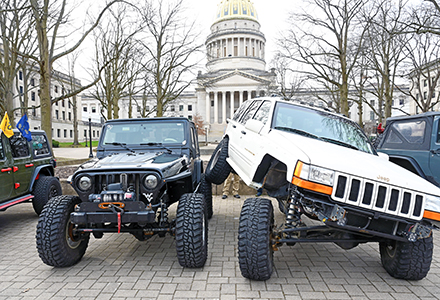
[377,112,440,186]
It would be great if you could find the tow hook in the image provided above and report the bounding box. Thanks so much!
[107,203,125,234]
[318,204,346,226]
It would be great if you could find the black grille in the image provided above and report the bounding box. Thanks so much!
[332,173,425,220]
[348,179,360,202]
[362,183,374,205]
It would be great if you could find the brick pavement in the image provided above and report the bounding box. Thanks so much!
[1,196,440,300]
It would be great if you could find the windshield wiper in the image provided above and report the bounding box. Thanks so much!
[139,142,172,154]
[274,126,322,140]
[105,142,135,153]
[320,137,359,150]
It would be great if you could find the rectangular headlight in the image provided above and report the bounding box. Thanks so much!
[292,161,334,195]
[308,165,334,186]
[425,195,440,213]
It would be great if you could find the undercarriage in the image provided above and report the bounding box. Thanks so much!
[273,186,433,250]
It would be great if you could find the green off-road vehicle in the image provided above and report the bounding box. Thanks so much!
[0,129,61,215]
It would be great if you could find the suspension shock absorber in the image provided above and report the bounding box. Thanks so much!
[159,201,168,225]
[285,190,302,228]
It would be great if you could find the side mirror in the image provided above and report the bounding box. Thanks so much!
[377,152,389,161]
[245,119,264,134]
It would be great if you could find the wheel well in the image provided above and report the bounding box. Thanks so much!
[38,167,54,177]
[253,155,288,189]
[389,157,426,178]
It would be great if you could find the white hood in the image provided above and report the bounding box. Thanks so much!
[275,131,440,197]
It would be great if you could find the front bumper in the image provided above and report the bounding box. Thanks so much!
[291,188,434,242]
[71,201,155,225]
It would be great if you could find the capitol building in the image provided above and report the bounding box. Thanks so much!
[83,0,277,141]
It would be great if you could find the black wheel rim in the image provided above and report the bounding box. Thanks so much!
[208,148,221,172]
[385,241,397,258]
[66,220,81,249]
[49,184,59,198]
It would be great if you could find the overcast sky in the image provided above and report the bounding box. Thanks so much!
[69,0,295,83]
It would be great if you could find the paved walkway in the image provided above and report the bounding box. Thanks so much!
[1,196,439,299]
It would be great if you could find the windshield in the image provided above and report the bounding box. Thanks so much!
[272,102,375,154]
[102,121,187,146]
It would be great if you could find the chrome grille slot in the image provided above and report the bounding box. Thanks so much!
[332,172,425,220]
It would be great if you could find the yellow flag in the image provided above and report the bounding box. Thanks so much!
[0,112,14,138]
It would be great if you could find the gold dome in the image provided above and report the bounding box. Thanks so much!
[214,0,258,24]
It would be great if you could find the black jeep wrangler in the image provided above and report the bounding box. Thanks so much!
[0,129,61,215]
[36,118,212,268]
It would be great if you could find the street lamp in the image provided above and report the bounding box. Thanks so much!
[88,117,93,158]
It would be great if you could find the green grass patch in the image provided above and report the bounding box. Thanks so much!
[58,141,99,148]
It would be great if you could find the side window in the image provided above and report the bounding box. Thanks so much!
[252,101,272,124]
[232,100,253,122]
[32,134,51,157]
[0,138,4,160]
[390,120,426,144]
[436,120,440,144]
[190,127,199,156]
[240,100,262,124]
[383,119,428,150]
[9,134,30,158]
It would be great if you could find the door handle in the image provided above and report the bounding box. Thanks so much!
[241,130,246,135]
[1,168,12,173]
[430,149,440,155]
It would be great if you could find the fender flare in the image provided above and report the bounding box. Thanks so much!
[387,155,427,179]
[29,165,55,192]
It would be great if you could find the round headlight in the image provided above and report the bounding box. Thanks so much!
[78,176,92,191]
[144,174,158,189]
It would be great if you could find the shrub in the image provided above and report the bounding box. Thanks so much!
[52,139,60,148]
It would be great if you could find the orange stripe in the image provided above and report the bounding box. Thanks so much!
[424,210,440,221]
[292,177,333,195]
[294,161,303,177]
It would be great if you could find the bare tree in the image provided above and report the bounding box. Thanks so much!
[91,3,142,121]
[400,31,440,113]
[357,0,409,124]
[0,0,35,125]
[26,0,119,141]
[408,0,440,35]
[192,112,205,136]
[139,0,203,117]
[278,0,368,116]
[270,53,305,99]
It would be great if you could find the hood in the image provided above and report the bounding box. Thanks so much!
[76,151,187,174]
[275,131,440,197]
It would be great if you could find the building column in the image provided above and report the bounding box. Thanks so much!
[248,91,252,100]
[221,91,226,124]
[206,92,211,124]
[230,91,235,119]
[214,91,219,124]
[239,91,244,107]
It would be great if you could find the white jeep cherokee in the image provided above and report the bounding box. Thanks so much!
[205,97,440,281]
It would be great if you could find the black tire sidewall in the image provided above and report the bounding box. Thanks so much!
[379,236,433,280]
[36,195,89,267]
[200,174,213,219]
[205,138,231,185]
[175,193,208,268]
[238,197,274,280]
[32,176,62,215]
